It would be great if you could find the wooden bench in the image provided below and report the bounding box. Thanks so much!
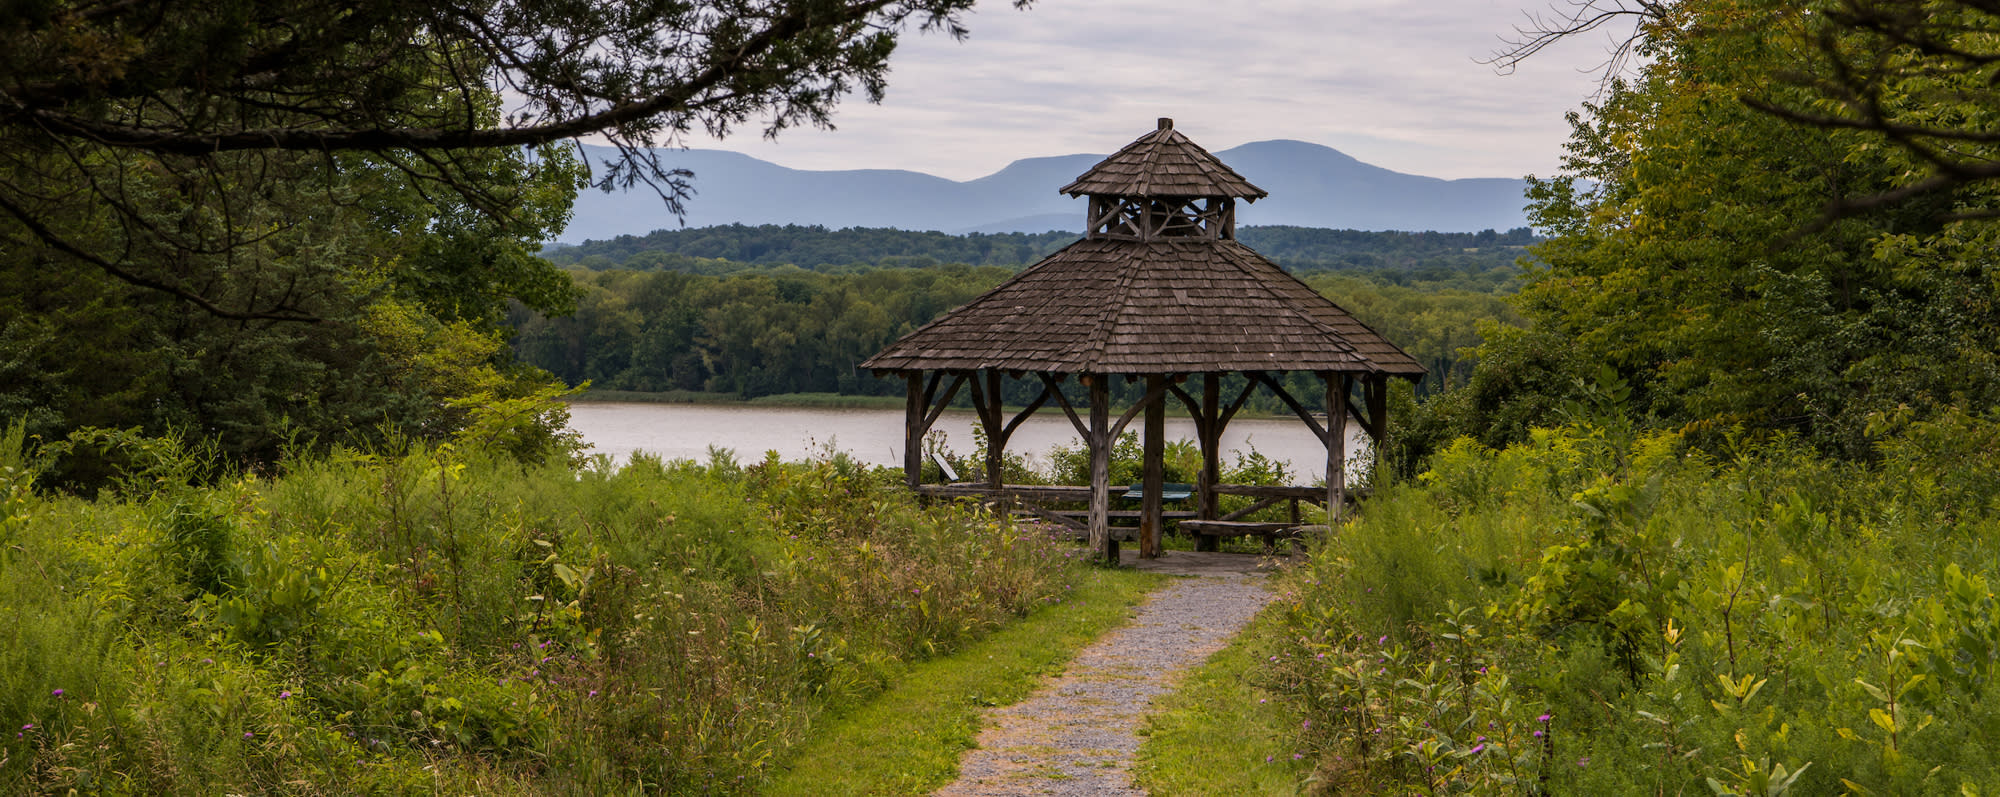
[1178,520,1328,553]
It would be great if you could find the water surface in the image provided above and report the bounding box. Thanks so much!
[565,402,1370,483]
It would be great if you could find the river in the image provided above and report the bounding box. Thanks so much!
[565,402,1371,484]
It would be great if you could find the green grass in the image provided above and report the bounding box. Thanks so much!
[1134,607,1310,796]
[764,567,1164,795]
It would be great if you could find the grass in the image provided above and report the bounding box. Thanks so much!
[764,566,1164,795]
[1134,607,1311,796]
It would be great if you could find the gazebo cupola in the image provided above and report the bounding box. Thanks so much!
[1060,117,1267,241]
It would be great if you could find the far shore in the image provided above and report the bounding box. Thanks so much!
[566,389,1309,421]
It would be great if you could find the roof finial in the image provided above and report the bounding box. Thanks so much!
[1157,117,1173,131]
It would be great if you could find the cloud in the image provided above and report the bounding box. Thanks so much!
[687,1,1616,182]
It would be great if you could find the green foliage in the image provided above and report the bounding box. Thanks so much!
[1463,0,2000,457]
[544,223,1537,279]
[1261,415,2000,795]
[0,429,1089,793]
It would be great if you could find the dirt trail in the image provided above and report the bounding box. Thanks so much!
[933,551,1280,796]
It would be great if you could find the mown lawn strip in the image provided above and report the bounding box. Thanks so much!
[1133,606,1310,796]
[764,567,1163,796]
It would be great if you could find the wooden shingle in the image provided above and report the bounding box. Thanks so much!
[862,120,1421,382]
[1059,118,1267,200]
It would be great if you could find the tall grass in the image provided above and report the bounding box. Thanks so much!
[0,428,1086,793]
[1261,411,2000,794]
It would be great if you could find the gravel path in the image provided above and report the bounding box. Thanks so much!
[933,551,1279,796]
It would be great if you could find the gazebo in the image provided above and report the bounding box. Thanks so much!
[862,119,1424,561]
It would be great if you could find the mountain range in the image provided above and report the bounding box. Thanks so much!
[557,141,1533,244]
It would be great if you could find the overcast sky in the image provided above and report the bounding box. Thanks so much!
[683,1,1626,182]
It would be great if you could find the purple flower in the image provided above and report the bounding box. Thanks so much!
[1538,713,1552,723]
[1377,635,1388,645]
[1533,730,1545,738]
[278,691,292,700]
[21,724,33,731]
[1292,753,1304,760]
[588,690,599,697]
[243,731,255,739]
[1470,744,1486,755]
[1265,755,1273,763]
[50,688,63,698]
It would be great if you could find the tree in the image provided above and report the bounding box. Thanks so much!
[1463,0,2000,457]
[1,0,1015,319]
[1495,1,2000,222]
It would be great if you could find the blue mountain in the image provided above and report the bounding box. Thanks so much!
[557,142,1531,243]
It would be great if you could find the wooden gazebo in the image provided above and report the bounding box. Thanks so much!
[862,118,1424,561]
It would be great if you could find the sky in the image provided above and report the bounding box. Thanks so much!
[684,0,1629,182]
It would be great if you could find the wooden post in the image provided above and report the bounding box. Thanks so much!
[1140,374,1166,559]
[1366,375,1389,487]
[982,370,1006,489]
[1325,372,1349,524]
[1198,373,1221,522]
[904,372,924,489]
[1087,373,1115,563]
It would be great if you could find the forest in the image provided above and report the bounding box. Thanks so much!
[542,223,1537,277]
[508,227,1524,404]
[10,0,2000,794]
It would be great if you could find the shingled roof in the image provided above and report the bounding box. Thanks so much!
[1059,118,1268,200]
[861,238,1425,377]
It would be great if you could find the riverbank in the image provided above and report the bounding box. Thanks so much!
[572,389,907,409]
[569,388,1309,420]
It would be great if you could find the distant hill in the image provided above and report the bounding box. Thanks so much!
[558,142,1534,243]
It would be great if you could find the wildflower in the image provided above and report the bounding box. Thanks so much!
[50,689,63,698]
[1377,635,1388,645]
[1577,756,1591,767]
[21,724,32,731]
[1470,744,1485,755]
[243,731,256,740]
[1538,713,1552,723]
[1265,756,1273,763]
[588,690,599,697]
[1292,753,1304,760]
[1533,730,1545,738]
[201,658,213,665]
[278,691,292,700]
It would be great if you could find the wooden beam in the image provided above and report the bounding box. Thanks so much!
[921,373,967,431]
[1250,372,1329,445]
[1325,372,1349,525]
[979,371,1004,488]
[1087,373,1115,563]
[1109,379,1169,440]
[1140,374,1166,559]
[1217,376,1256,434]
[1038,372,1090,439]
[1000,384,1052,448]
[904,372,924,489]
[1219,495,1286,522]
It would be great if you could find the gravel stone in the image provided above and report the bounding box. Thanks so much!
[934,551,1281,796]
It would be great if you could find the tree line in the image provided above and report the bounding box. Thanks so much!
[506,258,1519,404]
[542,223,1538,277]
